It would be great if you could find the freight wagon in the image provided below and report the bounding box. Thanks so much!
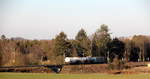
[64,57,106,64]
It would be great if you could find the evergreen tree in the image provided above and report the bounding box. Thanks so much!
[75,29,91,57]
[54,32,72,57]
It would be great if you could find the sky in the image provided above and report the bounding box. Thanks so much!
[0,0,150,39]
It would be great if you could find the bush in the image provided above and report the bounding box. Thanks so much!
[107,57,127,70]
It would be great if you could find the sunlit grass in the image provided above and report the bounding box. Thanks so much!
[0,73,150,79]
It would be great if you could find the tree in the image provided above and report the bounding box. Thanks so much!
[91,36,98,56]
[108,38,125,62]
[75,29,91,57]
[1,35,6,40]
[54,32,72,57]
[122,38,132,62]
[122,38,140,62]
[0,41,2,65]
[75,29,88,41]
[130,45,140,62]
[64,41,73,57]
[132,35,149,61]
[92,24,111,59]
[54,32,74,64]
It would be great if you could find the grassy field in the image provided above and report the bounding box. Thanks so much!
[0,73,150,79]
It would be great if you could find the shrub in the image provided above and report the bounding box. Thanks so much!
[107,57,127,70]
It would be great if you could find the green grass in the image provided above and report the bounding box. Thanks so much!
[0,73,150,79]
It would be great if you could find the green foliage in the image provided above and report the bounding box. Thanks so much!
[75,29,91,57]
[1,35,6,40]
[108,38,125,62]
[54,32,73,57]
[1,25,150,66]
[91,38,98,56]
[75,29,87,41]
[97,24,109,33]
[1,73,150,79]
[92,24,111,58]
[130,45,140,61]
[54,32,67,56]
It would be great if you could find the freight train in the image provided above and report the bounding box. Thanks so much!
[64,57,106,64]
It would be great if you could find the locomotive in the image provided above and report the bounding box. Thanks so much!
[64,57,106,64]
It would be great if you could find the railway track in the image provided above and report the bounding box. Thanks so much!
[0,63,105,73]
[0,65,63,73]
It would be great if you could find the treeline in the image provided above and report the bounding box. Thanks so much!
[0,24,150,66]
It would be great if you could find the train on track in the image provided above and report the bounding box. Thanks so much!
[0,57,106,73]
[64,57,106,64]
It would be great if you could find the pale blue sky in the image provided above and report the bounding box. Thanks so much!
[0,0,150,39]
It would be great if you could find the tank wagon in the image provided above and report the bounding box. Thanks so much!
[65,57,106,64]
